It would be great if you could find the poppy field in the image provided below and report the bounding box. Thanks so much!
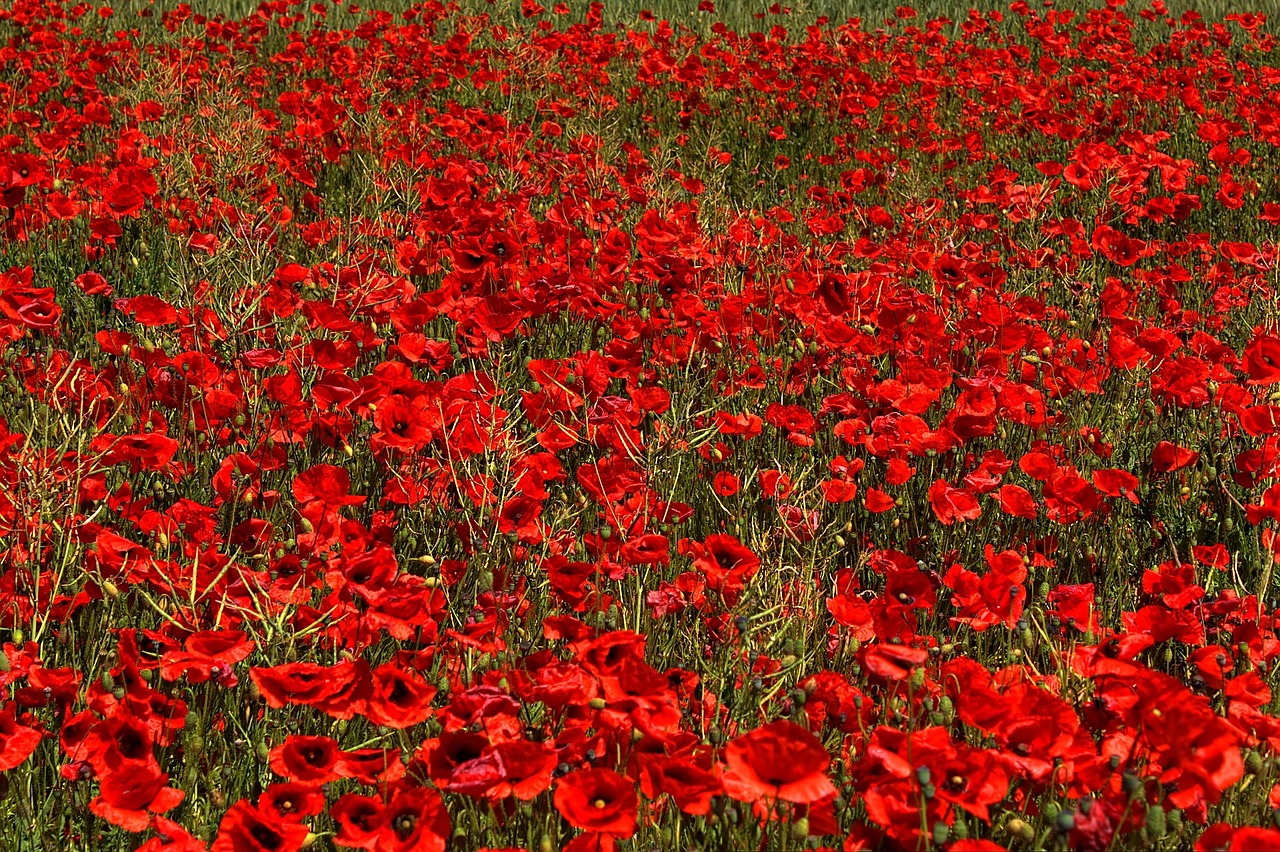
[3,0,1280,849]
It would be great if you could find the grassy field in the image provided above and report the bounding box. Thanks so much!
[0,0,1278,849]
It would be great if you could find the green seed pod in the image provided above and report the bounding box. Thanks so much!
[931,822,949,846]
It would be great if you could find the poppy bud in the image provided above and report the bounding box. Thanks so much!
[0,653,10,674]
[11,629,23,645]
[931,823,949,846]
[1246,750,1264,774]
[1122,772,1143,797]
[102,580,120,598]
[1144,805,1166,838]
[1006,818,1034,842]
[791,818,809,840]
[588,697,607,710]
[1055,811,1075,833]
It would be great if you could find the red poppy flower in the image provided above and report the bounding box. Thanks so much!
[89,764,184,832]
[689,534,760,605]
[135,817,204,851]
[1092,468,1141,503]
[117,295,178,326]
[712,471,740,496]
[364,664,437,729]
[212,800,311,852]
[159,630,255,685]
[1151,440,1199,473]
[998,484,1038,519]
[554,768,638,837]
[104,433,180,473]
[375,785,451,852]
[0,708,42,771]
[269,735,343,784]
[249,660,370,720]
[928,478,981,525]
[863,643,929,682]
[721,719,836,804]
[74,271,113,297]
[1244,332,1280,385]
[638,754,723,815]
[259,782,326,821]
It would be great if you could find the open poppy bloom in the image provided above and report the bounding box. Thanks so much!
[721,720,836,805]
[554,767,638,851]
